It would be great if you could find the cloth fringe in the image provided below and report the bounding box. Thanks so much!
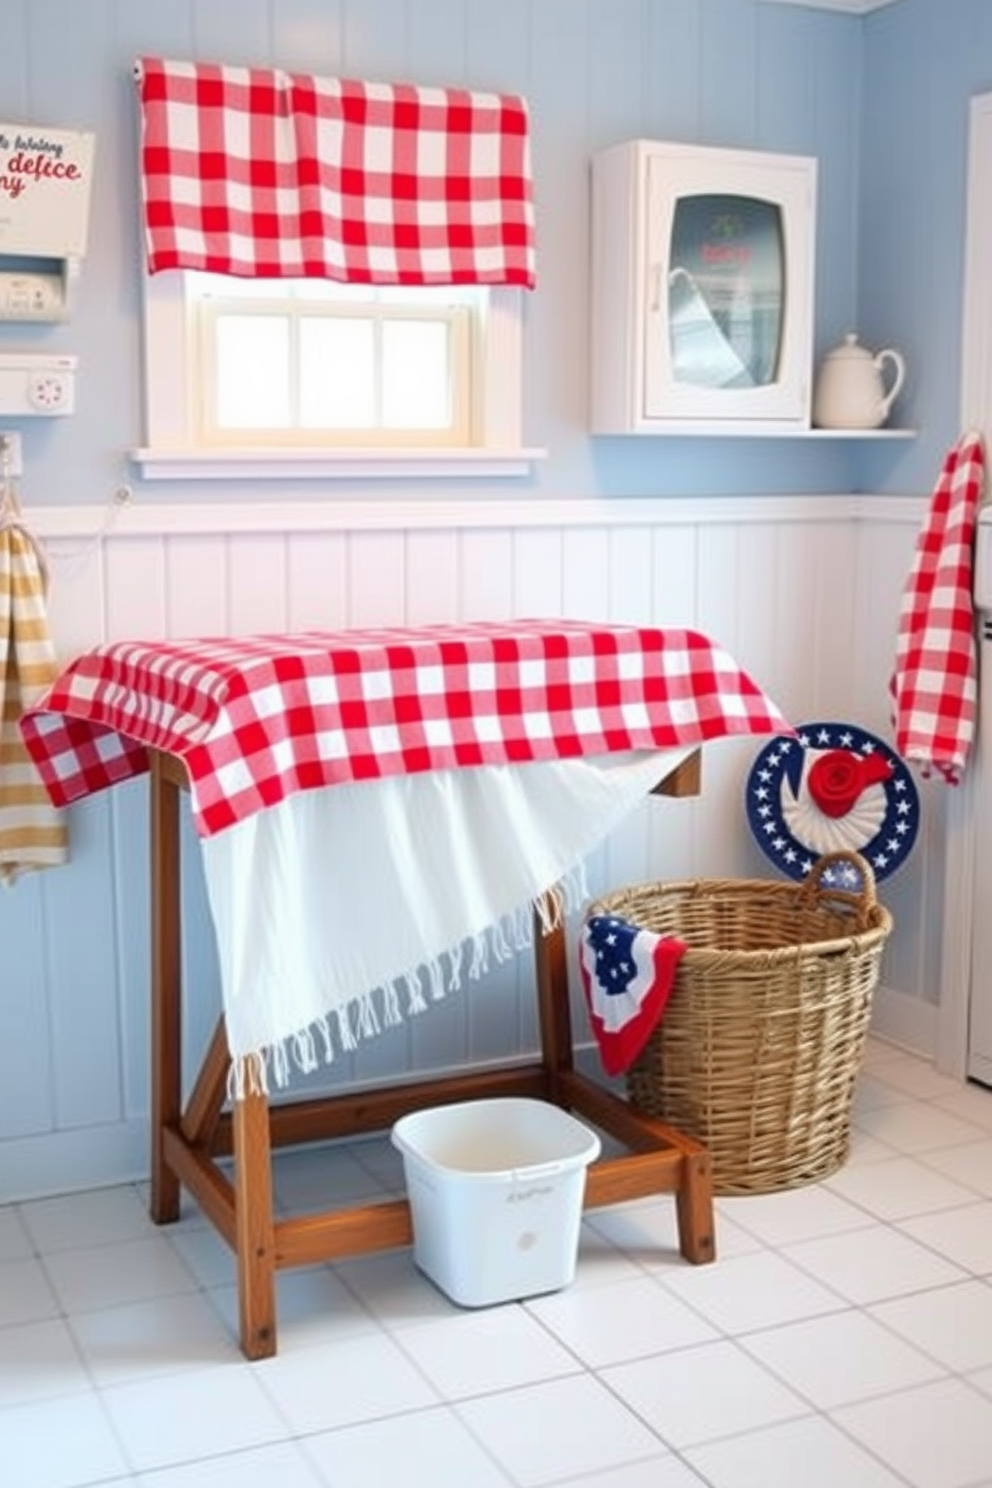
[225,864,588,1101]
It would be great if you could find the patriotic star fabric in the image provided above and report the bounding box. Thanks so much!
[135,56,536,287]
[20,620,790,839]
[579,914,687,1076]
[745,721,920,885]
[890,430,984,784]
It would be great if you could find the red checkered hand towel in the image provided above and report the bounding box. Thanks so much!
[891,430,984,783]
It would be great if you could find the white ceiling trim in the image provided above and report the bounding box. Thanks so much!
[760,0,901,13]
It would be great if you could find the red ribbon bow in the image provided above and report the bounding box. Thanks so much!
[807,748,894,818]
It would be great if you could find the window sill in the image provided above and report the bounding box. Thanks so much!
[129,446,548,482]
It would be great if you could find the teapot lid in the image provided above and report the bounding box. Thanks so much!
[827,332,870,359]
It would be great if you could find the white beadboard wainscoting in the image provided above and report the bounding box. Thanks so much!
[1,493,938,1202]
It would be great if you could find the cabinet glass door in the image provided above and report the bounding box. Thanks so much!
[668,195,784,390]
[642,146,815,427]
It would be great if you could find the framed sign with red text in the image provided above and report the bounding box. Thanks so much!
[0,123,95,258]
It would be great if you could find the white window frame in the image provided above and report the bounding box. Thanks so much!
[197,292,474,450]
[131,272,545,482]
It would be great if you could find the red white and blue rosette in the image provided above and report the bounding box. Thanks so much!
[745,721,920,886]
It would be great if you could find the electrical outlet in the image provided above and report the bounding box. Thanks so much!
[0,431,23,478]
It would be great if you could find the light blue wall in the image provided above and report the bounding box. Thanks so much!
[2,0,976,1200]
[0,0,871,506]
[857,0,992,492]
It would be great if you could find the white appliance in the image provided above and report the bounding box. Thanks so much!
[0,352,76,415]
[970,505,992,1087]
[0,121,94,321]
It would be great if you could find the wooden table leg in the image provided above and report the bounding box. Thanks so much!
[149,752,182,1225]
[181,1018,231,1150]
[532,747,702,1099]
[531,750,716,1266]
[232,1071,278,1360]
[675,1147,717,1264]
[532,891,574,1103]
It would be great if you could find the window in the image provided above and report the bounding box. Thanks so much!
[192,274,475,448]
[133,271,539,481]
[131,57,542,483]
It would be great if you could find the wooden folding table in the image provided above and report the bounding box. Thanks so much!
[23,620,793,1363]
[148,746,715,1360]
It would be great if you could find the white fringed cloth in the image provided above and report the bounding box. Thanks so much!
[0,499,67,884]
[204,749,690,1090]
[20,620,789,1090]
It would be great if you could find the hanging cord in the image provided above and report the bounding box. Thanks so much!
[0,436,50,594]
[0,438,133,577]
[46,482,133,568]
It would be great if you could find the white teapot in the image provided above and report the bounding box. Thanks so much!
[812,333,906,430]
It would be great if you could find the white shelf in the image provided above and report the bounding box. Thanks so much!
[597,424,917,439]
[805,427,917,439]
[130,445,548,481]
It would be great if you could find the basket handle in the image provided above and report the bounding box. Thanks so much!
[798,851,877,930]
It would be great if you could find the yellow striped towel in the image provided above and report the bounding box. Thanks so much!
[0,504,68,884]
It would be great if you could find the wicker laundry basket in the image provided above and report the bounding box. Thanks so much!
[586,851,893,1195]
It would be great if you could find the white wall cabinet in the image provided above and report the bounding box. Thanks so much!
[590,138,817,435]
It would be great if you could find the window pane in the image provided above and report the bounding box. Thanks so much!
[215,316,291,427]
[299,319,376,428]
[382,320,451,429]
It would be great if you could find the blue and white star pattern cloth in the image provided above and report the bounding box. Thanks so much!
[745,720,920,885]
[579,914,686,1076]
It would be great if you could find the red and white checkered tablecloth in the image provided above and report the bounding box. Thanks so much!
[20,620,790,838]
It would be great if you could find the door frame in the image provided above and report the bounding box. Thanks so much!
[936,90,992,1078]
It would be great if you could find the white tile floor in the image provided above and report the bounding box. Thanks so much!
[4,1038,992,1488]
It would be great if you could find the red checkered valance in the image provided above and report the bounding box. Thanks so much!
[134,56,536,287]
